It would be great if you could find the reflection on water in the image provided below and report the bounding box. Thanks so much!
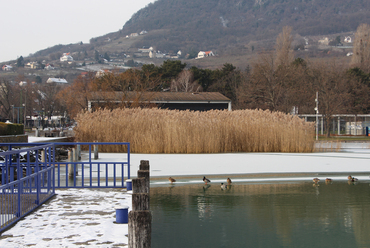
[151,181,370,248]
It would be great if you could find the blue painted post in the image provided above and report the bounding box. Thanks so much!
[126,179,132,190]
[115,206,129,224]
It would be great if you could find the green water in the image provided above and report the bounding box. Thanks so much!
[150,181,370,248]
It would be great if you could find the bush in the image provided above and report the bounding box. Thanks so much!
[0,122,24,135]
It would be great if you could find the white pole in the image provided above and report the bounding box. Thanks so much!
[315,92,319,141]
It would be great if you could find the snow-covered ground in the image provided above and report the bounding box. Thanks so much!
[1,138,370,247]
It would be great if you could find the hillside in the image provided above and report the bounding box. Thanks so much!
[1,0,369,79]
[120,0,370,54]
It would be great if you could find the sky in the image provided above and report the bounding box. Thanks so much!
[0,0,156,63]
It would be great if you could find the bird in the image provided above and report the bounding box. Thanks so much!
[348,175,353,180]
[313,178,320,183]
[351,177,358,182]
[227,178,232,184]
[168,177,176,184]
[203,176,211,184]
[221,183,227,190]
[325,178,332,184]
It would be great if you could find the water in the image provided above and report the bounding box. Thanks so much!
[151,180,370,248]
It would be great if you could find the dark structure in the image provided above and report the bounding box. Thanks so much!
[88,91,232,111]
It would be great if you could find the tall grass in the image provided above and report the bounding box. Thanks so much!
[74,108,315,153]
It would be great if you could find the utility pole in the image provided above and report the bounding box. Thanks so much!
[314,92,319,141]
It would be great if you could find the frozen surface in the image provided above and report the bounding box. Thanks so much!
[1,137,370,247]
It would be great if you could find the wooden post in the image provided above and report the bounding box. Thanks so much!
[132,193,150,211]
[72,148,78,176]
[68,149,74,179]
[132,178,148,194]
[77,144,81,160]
[139,160,150,171]
[137,170,150,194]
[128,210,152,248]
[94,141,99,160]
[41,150,45,163]
[129,161,151,247]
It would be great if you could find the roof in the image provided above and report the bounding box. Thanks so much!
[90,91,231,103]
[47,78,68,84]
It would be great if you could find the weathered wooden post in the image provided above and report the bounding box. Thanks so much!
[94,141,99,160]
[137,170,150,194]
[72,148,78,176]
[68,149,74,179]
[77,144,81,160]
[129,161,151,248]
[140,160,150,171]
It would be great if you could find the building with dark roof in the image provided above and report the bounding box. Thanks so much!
[88,91,232,111]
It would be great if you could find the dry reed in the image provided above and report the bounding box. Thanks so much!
[74,108,315,153]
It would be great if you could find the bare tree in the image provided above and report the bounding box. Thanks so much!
[0,80,17,121]
[170,70,202,92]
[275,26,294,68]
[312,62,351,137]
[351,23,370,71]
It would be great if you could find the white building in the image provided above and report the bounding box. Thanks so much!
[2,65,12,71]
[197,51,215,59]
[60,53,73,62]
[47,78,68,84]
[344,36,352,43]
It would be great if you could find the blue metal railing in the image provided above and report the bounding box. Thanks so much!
[0,142,131,189]
[0,144,55,233]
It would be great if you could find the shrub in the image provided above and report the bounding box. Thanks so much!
[0,122,24,136]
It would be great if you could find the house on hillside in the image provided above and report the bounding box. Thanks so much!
[138,46,154,53]
[197,51,215,59]
[60,53,73,62]
[2,65,13,71]
[25,62,40,69]
[344,36,352,43]
[46,78,68,84]
[96,69,111,77]
[44,64,55,70]
[88,91,232,112]
[318,37,330,45]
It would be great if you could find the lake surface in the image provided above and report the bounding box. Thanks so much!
[150,180,370,248]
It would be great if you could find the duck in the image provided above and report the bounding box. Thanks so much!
[325,178,332,184]
[203,176,211,184]
[227,178,232,184]
[313,178,320,183]
[168,177,176,184]
[351,177,358,182]
[221,183,227,190]
[348,175,353,180]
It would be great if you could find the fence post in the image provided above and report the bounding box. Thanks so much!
[68,149,74,179]
[72,148,78,176]
[94,141,99,160]
[129,161,151,248]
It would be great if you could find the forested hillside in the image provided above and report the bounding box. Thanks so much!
[121,0,370,54]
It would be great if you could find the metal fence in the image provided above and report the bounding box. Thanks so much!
[0,142,131,188]
[0,144,55,233]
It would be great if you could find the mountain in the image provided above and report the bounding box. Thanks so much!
[6,0,370,71]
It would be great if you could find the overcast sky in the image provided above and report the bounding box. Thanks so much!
[0,0,155,63]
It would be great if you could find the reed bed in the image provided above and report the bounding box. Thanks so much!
[74,108,315,153]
